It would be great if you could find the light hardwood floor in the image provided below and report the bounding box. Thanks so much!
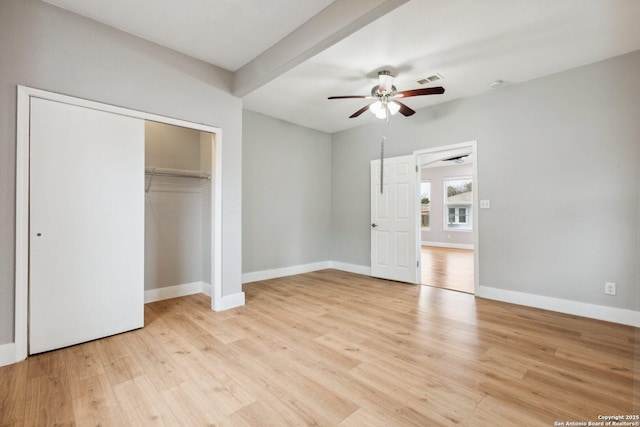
[1,269,638,426]
[421,246,474,294]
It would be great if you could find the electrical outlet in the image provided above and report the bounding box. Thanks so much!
[480,199,490,209]
[604,282,616,296]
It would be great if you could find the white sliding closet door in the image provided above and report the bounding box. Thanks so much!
[29,97,145,354]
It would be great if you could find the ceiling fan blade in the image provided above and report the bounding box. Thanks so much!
[393,101,415,117]
[397,87,445,98]
[328,95,367,100]
[349,104,373,118]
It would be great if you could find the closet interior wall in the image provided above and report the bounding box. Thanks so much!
[144,121,213,293]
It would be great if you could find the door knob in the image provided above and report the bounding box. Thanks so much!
[371,223,378,228]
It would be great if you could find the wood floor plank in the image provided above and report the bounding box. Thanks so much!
[59,341,106,382]
[0,361,28,426]
[112,376,180,426]
[119,329,189,392]
[23,367,75,427]
[68,374,127,426]
[421,246,474,293]
[1,269,638,426]
[160,381,236,427]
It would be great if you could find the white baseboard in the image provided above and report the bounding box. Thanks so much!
[0,343,18,367]
[214,292,246,311]
[241,261,373,284]
[242,261,331,284]
[422,241,474,250]
[144,281,207,303]
[201,282,212,297]
[476,285,640,327]
[329,261,371,276]
[145,281,244,312]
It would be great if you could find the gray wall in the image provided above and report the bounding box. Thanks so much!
[331,50,640,310]
[145,121,202,170]
[0,0,243,344]
[242,110,331,273]
[421,163,474,246]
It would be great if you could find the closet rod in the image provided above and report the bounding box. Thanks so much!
[145,168,210,193]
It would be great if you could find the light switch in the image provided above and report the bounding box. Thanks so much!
[480,199,490,209]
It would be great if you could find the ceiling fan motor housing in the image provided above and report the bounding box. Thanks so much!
[371,84,397,98]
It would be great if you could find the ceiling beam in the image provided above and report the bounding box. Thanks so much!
[232,0,408,97]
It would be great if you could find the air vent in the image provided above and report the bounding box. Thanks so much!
[416,73,443,85]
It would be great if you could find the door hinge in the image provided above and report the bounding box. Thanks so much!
[417,260,420,268]
[415,165,419,173]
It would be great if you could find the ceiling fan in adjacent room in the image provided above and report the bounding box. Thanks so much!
[328,70,445,121]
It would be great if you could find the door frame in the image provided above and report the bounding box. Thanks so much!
[14,86,223,362]
[413,140,479,294]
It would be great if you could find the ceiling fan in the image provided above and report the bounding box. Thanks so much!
[443,154,469,164]
[328,70,445,120]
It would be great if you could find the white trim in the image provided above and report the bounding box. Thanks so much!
[476,286,640,327]
[14,86,226,365]
[20,87,218,131]
[0,343,18,367]
[241,261,370,284]
[15,88,29,363]
[242,261,331,284]
[201,282,212,297]
[213,292,246,311]
[211,131,223,311]
[329,261,371,276]
[144,282,206,304]
[422,242,474,250]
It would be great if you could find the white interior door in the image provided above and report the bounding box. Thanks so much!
[29,97,145,354]
[370,155,419,284]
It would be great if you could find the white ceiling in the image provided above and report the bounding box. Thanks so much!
[42,0,337,71]
[43,0,640,134]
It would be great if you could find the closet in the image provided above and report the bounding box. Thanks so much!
[144,122,214,295]
[26,93,216,355]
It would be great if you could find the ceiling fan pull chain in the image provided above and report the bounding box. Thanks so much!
[380,136,385,194]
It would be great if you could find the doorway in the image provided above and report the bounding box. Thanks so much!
[415,141,478,294]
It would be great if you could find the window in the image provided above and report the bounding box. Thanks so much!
[420,181,431,230]
[448,207,468,224]
[459,207,467,223]
[448,207,455,223]
[444,177,472,230]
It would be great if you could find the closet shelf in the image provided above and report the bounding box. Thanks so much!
[145,167,211,192]
[145,167,211,180]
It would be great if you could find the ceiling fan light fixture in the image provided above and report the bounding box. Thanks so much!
[370,101,399,119]
[369,101,384,115]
